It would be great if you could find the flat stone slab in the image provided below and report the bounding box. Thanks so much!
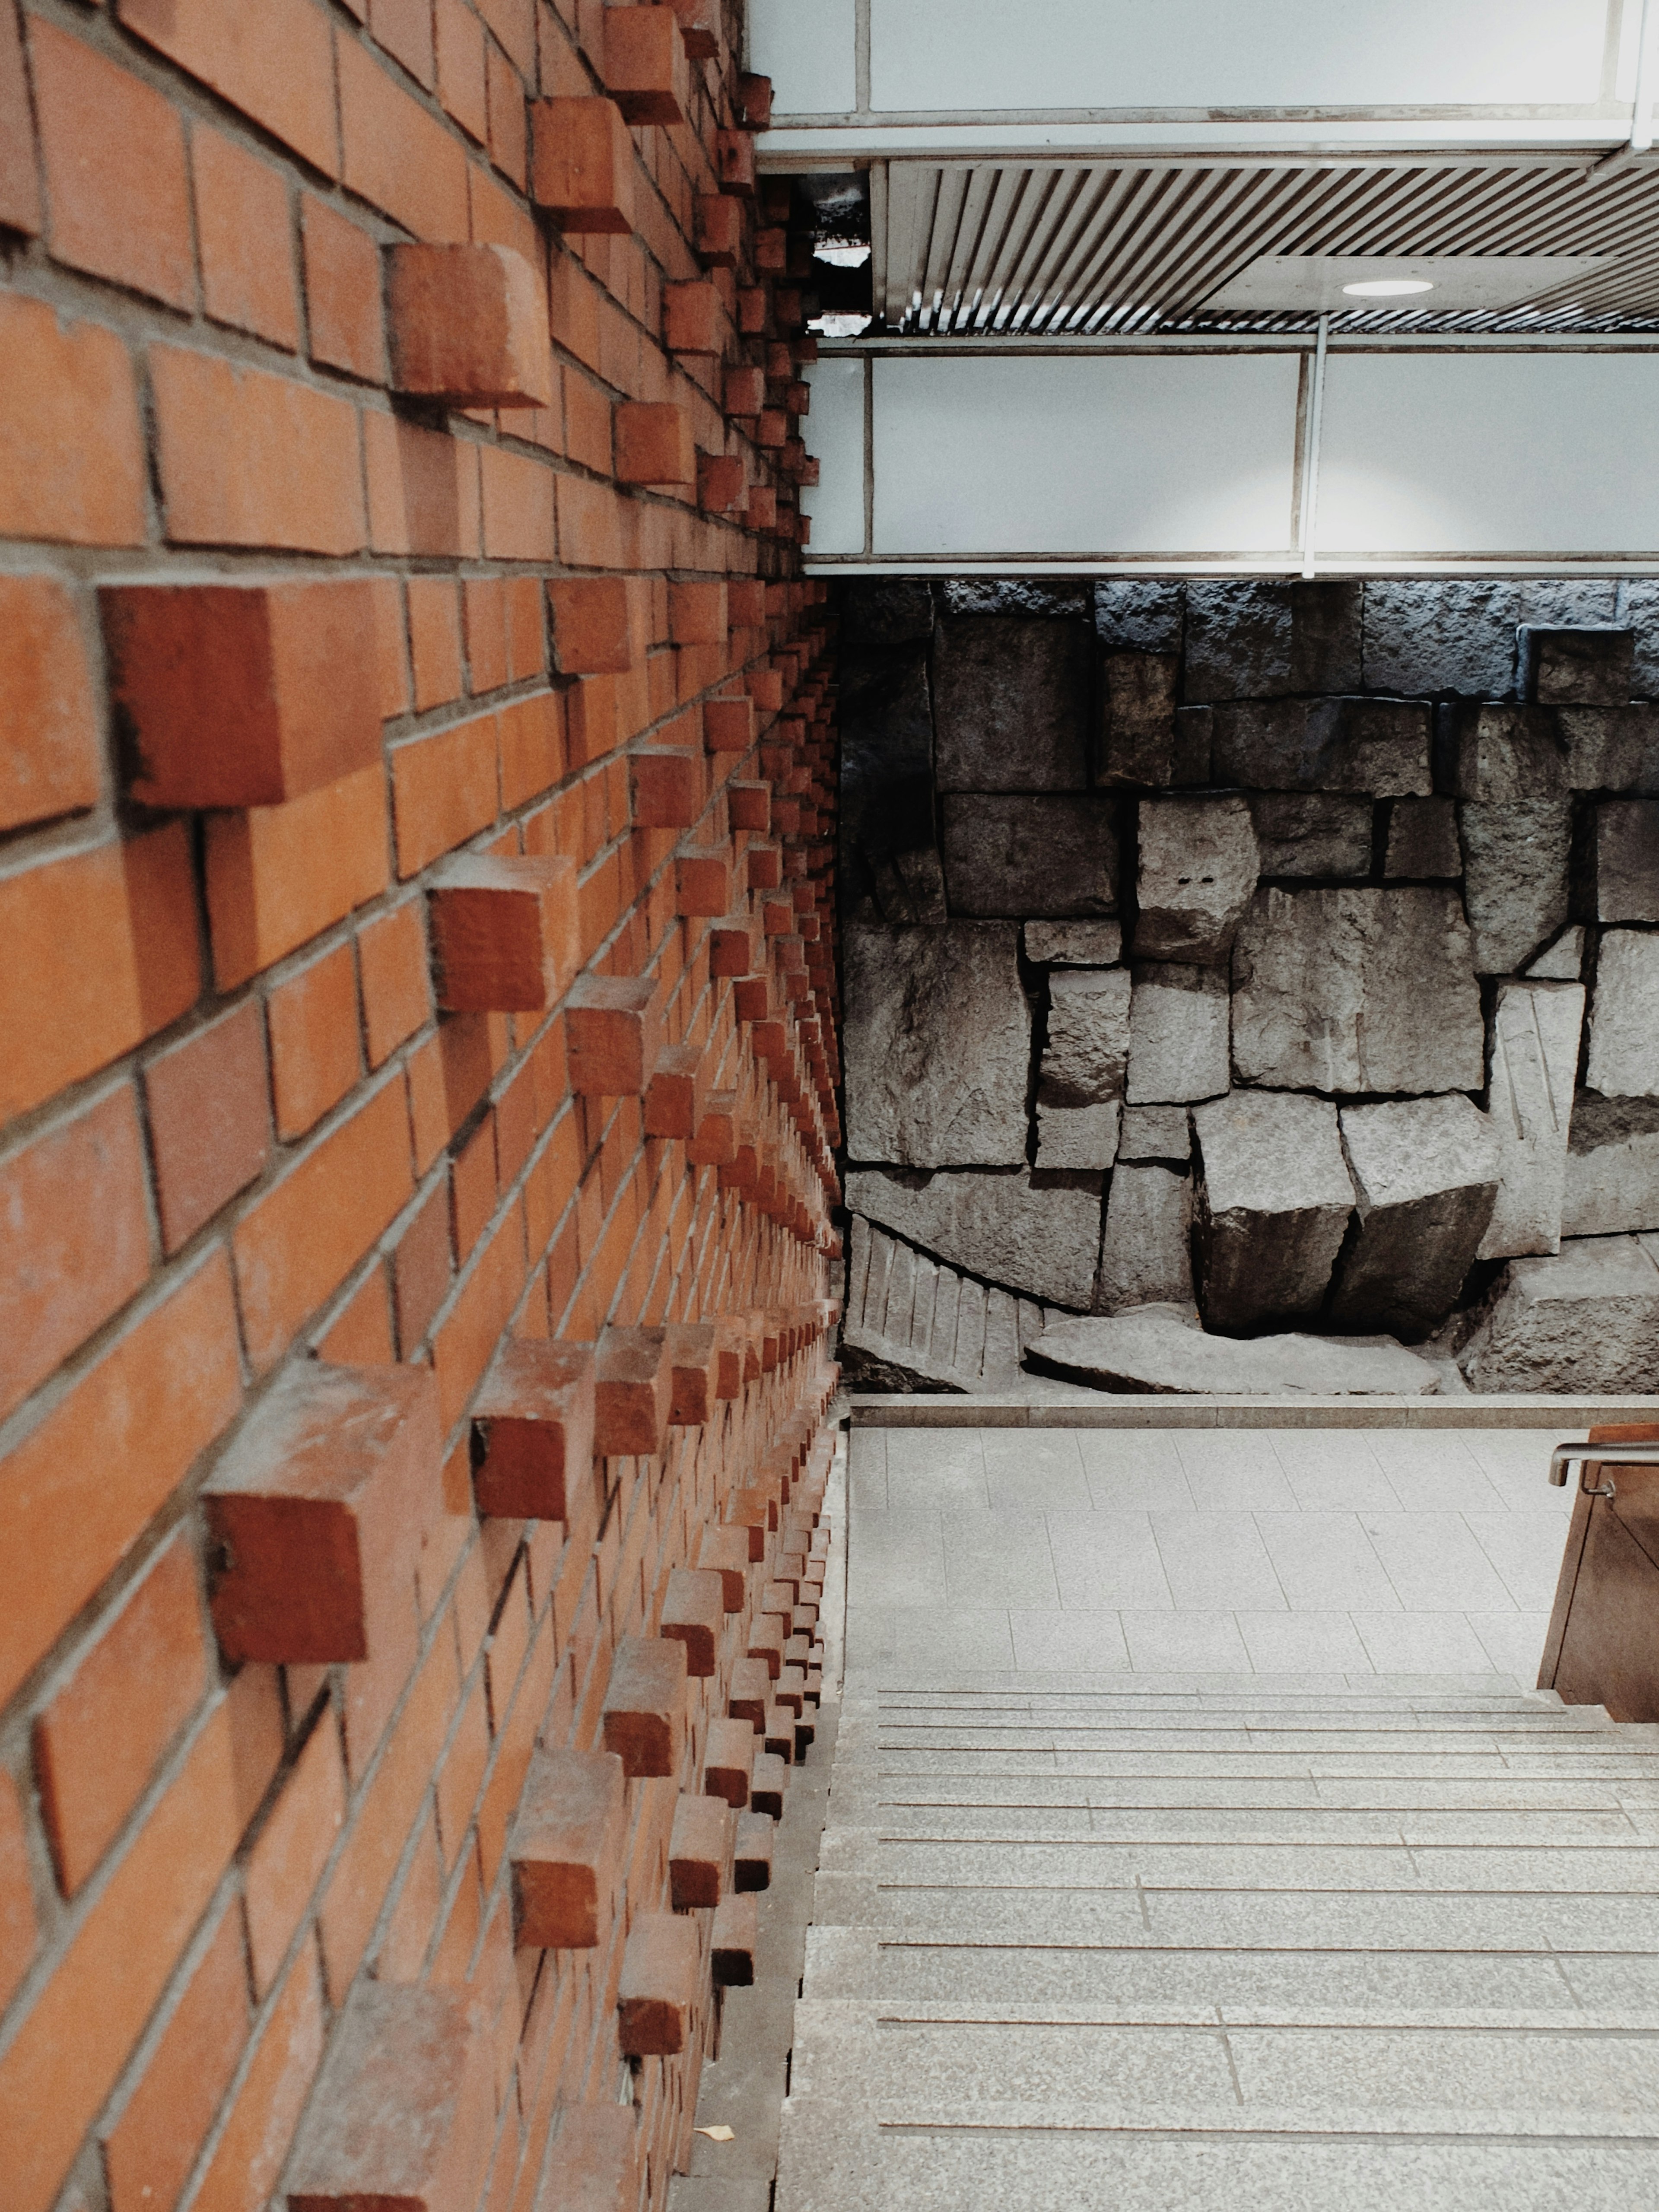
[1592,800,1659,924]
[941,793,1119,918]
[1096,1166,1193,1313]
[1460,800,1572,975]
[1125,965,1230,1105]
[1231,887,1483,1095]
[1479,981,1584,1260]
[847,1167,1104,1311]
[1562,1093,1659,1238]
[1252,792,1373,878]
[1331,1097,1500,1337]
[1459,1233,1659,1393]
[1210,697,1431,796]
[1098,651,1179,786]
[1119,1105,1192,1164]
[843,922,1030,1167]
[1586,930,1659,1099]
[1192,1091,1355,1330]
[933,616,1090,793]
[1040,968,1131,1105]
[1442,704,1568,801]
[1035,1308,1443,1396]
[1384,797,1461,880]
[1036,1101,1122,1171]
[1024,920,1122,966]
[1134,794,1259,964]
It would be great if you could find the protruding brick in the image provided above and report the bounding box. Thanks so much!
[631,745,706,829]
[704,695,755,752]
[715,128,756,194]
[723,366,764,417]
[643,1043,708,1141]
[686,1090,740,1166]
[663,1324,720,1426]
[748,842,782,890]
[747,1613,785,1680]
[708,915,761,975]
[547,575,645,674]
[695,194,741,266]
[510,1745,625,1949]
[703,1716,755,1809]
[529,97,633,233]
[614,402,695,486]
[285,1982,495,2212]
[535,2107,639,2212]
[732,1808,772,1892]
[726,1655,769,1728]
[737,71,773,129]
[427,854,579,1013]
[601,1636,686,1778]
[603,7,689,125]
[726,782,770,833]
[712,1891,757,1984]
[658,1568,722,1677]
[698,1527,750,1612]
[668,1791,731,1909]
[664,281,722,358]
[102,582,381,810]
[472,1341,595,1522]
[750,1750,787,1819]
[0,575,100,832]
[665,0,720,59]
[386,243,553,409]
[593,1324,671,1454]
[675,853,731,916]
[201,1363,442,1665]
[669,580,728,645]
[726,578,766,625]
[698,452,745,511]
[566,975,661,1096]
[617,1910,697,2056]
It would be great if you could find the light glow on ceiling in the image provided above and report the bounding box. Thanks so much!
[1342,277,1437,298]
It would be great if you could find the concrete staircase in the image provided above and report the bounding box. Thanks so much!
[777,1679,1659,2208]
[842,1216,1054,1392]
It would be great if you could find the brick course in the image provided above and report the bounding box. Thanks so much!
[0,9,837,2211]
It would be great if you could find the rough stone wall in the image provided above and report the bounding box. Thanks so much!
[839,575,1659,1392]
[0,10,841,2212]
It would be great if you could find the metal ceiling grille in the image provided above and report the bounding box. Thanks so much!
[879,157,1659,334]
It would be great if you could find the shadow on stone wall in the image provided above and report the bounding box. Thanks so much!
[836,577,1659,1396]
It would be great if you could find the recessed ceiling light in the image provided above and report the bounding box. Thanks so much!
[814,242,871,268]
[1341,277,1436,298]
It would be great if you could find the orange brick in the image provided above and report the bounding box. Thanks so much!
[393,1180,453,1353]
[0,1702,241,2212]
[0,575,100,832]
[480,442,556,559]
[613,401,694,486]
[187,1936,326,2212]
[102,579,384,810]
[0,1767,35,2016]
[429,854,579,1013]
[316,1262,397,1366]
[464,578,511,694]
[387,244,553,408]
[338,34,470,241]
[0,1084,151,1423]
[102,1902,250,2212]
[268,941,364,1139]
[435,1673,490,1865]
[391,713,500,877]
[529,95,633,233]
[499,690,564,810]
[34,1533,209,1898]
[359,899,433,1065]
[603,5,689,125]
[410,578,466,708]
[698,451,745,512]
[486,36,528,188]
[431,1204,523,1432]
[152,346,366,553]
[547,576,646,676]
[31,20,194,308]
[244,1712,346,1996]
[664,281,722,358]
[0,826,200,1126]
[144,1002,274,1253]
[451,1115,497,1261]
[205,763,389,989]
[302,193,387,381]
[371,0,435,85]
[0,293,146,547]
[232,1073,415,1369]
[118,0,340,175]
[435,0,488,141]
[0,1252,241,1707]
[0,0,40,236]
[371,577,411,718]
[505,577,545,679]
[194,126,299,347]
[365,410,483,558]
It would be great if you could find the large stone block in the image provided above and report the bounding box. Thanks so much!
[1330,1096,1499,1336]
[1252,792,1373,877]
[1118,1104,1192,1163]
[1036,1307,1442,1396]
[1133,795,1259,964]
[941,793,1119,917]
[1519,626,1634,705]
[1230,887,1484,1096]
[933,617,1090,792]
[1458,1233,1659,1393]
[1024,920,1122,966]
[839,639,941,924]
[1362,578,1617,697]
[1096,1165,1193,1312]
[1191,1091,1354,1329]
[1384,796,1461,880]
[1478,980,1585,1259]
[1438,703,1568,800]
[1094,578,1184,653]
[1587,930,1659,1098]
[1183,580,1360,699]
[846,1166,1104,1310]
[1557,706,1659,793]
[1125,965,1230,1105]
[840,579,934,645]
[1211,696,1432,796]
[1528,927,1584,980]
[1563,1093,1659,1238]
[1459,801,1572,973]
[943,579,1089,617]
[1098,653,1179,786]
[1592,799,1659,922]
[1035,1101,1121,1171]
[842,923,1030,1166]
[1172,706,1214,787]
[1039,967,1131,1105]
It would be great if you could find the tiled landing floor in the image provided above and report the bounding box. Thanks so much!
[846,1423,1579,1688]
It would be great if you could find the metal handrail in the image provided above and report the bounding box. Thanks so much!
[1548,1443,1659,1500]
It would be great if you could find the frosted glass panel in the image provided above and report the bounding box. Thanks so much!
[800,359,866,556]
[748,0,858,114]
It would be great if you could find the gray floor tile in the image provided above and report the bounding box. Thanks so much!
[846,1429,889,1512]
[1467,1610,1552,1681]
[1009,1608,1131,1673]
[1253,1511,1402,1611]
[1465,1512,1574,1611]
[1356,1514,1519,1612]
[1176,1433,1300,1510]
[1047,1511,1174,1609]
[846,1511,947,1608]
[884,1606,1017,1670]
[1151,1512,1287,1611]
[1122,1611,1254,1673]
[1268,1433,1403,1511]
[1236,1612,1375,1674]
[1351,1611,1503,1675]
[941,1510,1061,1607]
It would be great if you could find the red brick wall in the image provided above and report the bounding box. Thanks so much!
[0,2,841,2207]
